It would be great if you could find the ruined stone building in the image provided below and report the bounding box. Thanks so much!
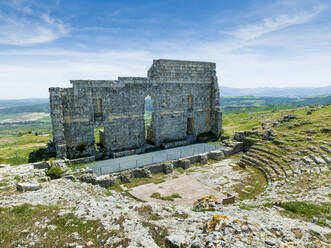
[49,59,222,159]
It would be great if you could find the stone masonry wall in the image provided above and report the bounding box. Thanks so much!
[49,59,222,159]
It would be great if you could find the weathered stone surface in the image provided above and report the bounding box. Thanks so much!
[33,161,50,169]
[230,142,244,154]
[78,174,96,184]
[49,59,222,159]
[70,156,95,165]
[193,195,222,211]
[131,168,152,178]
[199,154,208,164]
[178,159,190,169]
[164,234,186,248]
[94,175,116,188]
[273,139,286,146]
[162,162,173,174]
[208,150,225,160]
[16,182,42,192]
[119,172,131,183]
[321,128,331,133]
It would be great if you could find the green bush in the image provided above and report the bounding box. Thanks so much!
[46,166,64,179]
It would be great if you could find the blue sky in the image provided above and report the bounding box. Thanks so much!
[0,0,330,99]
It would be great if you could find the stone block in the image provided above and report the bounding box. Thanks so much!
[148,164,164,174]
[119,172,131,183]
[208,150,224,160]
[78,174,96,184]
[199,154,208,164]
[178,159,190,169]
[230,142,243,154]
[162,162,173,174]
[95,175,116,188]
[131,168,152,178]
[17,182,42,192]
[222,148,232,157]
[33,161,50,170]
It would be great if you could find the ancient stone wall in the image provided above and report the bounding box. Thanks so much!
[49,59,222,159]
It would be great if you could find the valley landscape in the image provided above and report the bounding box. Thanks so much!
[0,93,330,247]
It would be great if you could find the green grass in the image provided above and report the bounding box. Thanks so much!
[150,192,182,201]
[0,204,110,247]
[233,166,268,201]
[279,201,331,227]
[0,127,52,165]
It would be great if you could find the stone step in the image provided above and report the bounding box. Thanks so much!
[250,146,280,158]
[246,151,285,178]
[320,145,331,154]
[239,158,271,182]
[242,155,275,181]
[249,147,294,177]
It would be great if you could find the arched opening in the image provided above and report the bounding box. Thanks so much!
[144,95,155,144]
[94,126,105,152]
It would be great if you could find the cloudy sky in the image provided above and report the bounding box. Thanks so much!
[0,0,330,99]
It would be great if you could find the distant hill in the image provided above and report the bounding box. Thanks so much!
[0,104,50,115]
[220,85,331,97]
[0,91,330,115]
[0,98,49,109]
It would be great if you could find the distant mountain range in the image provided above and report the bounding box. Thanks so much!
[220,85,331,97]
[0,98,49,109]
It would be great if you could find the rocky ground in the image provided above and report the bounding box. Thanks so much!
[0,105,330,248]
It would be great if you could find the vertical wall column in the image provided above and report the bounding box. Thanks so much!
[210,76,223,137]
[49,88,67,158]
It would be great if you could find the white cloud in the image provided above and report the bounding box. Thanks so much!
[0,0,330,99]
[0,2,69,45]
[229,4,325,40]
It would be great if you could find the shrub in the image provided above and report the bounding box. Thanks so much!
[46,166,64,179]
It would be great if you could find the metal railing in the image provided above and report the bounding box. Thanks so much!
[90,144,222,176]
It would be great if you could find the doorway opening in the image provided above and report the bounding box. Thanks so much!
[187,118,194,135]
[94,127,105,152]
[144,95,155,144]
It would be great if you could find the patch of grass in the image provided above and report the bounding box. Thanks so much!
[108,182,123,192]
[136,205,162,220]
[142,221,168,247]
[173,211,189,219]
[150,192,182,201]
[124,191,147,202]
[0,204,109,247]
[233,165,267,201]
[175,167,185,174]
[123,174,165,189]
[279,201,331,227]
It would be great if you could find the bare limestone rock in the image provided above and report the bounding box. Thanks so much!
[94,175,116,188]
[16,182,42,192]
[32,161,50,169]
[178,159,190,169]
[208,150,224,160]
[131,167,152,178]
[199,154,208,164]
[162,162,174,174]
[119,171,131,183]
[78,174,96,184]
[164,234,187,248]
